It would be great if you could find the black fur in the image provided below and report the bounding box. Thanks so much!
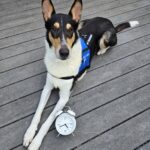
[115,22,130,32]
[79,17,133,55]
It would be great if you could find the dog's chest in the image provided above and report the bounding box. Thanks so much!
[47,73,73,89]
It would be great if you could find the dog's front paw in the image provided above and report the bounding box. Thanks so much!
[97,50,105,55]
[28,138,41,150]
[23,126,37,147]
[97,47,110,55]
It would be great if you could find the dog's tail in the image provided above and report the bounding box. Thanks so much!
[115,21,139,33]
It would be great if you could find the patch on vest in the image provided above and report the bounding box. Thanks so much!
[79,38,91,73]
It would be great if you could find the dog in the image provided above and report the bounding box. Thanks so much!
[23,0,139,149]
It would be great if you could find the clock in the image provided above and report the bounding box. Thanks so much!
[55,109,76,136]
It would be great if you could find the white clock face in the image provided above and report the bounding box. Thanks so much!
[55,113,76,136]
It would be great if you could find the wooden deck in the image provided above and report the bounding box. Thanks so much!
[0,0,150,150]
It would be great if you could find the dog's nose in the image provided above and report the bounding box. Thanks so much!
[59,48,69,60]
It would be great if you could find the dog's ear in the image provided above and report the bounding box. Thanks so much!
[42,0,56,22]
[69,0,83,23]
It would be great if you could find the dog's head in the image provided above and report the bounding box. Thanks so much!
[42,0,83,60]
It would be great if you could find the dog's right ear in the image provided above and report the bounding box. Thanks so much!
[42,0,55,22]
[69,0,83,23]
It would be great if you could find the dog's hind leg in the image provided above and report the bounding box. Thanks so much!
[23,73,54,147]
[97,31,116,55]
[28,80,72,150]
[97,31,111,55]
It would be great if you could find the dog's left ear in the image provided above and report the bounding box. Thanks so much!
[69,0,83,23]
[42,0,56,22]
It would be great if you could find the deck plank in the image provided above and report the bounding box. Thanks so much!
[0,38,44,61]
[0,0,69,17]
[0,29,45,50]
[136,142,150,150]
[86,0,150,19]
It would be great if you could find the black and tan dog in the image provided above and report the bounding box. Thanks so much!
[23,0,139,149]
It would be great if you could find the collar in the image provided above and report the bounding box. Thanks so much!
[50,73,75,80]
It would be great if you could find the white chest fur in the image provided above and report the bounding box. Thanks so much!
[44,39,82,78]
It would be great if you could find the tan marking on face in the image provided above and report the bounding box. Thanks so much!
[66,33,75,48]
[54,22,60,29]
[66,23,72,30]
[49,32,61,49]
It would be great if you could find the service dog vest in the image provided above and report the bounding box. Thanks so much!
[78,37,91,74]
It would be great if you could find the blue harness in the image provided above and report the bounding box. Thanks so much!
[78,37,91,74]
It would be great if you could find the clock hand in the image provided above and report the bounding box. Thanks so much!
[65,124,68,128]
[60,124,65,128]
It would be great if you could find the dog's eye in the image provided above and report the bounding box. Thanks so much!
[51,26,60,38]
[67,27,73,33]
[66,27,73,37]
[51,26,59,32]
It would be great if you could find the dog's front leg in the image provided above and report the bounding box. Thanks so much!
[28,80,72,150]
[23,73,54,147]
